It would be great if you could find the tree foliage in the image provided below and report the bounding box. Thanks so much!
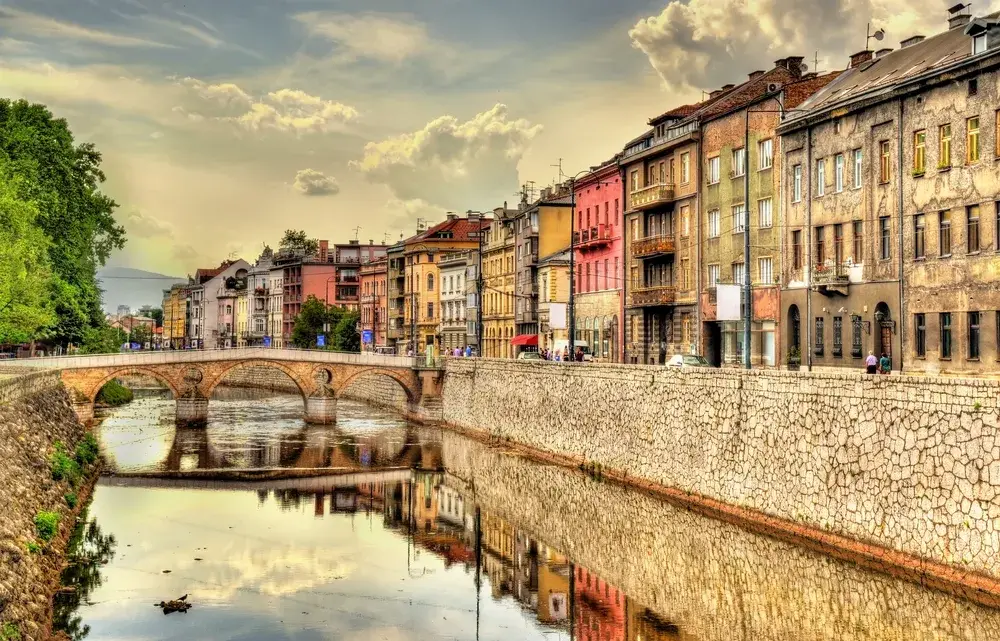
[78,323,126,354]
[0,99,126,346]
[138,305,163,327]
[278,229,319,257]
[129,323,152,347]
[289,296,359,352]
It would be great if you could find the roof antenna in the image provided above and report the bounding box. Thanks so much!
[866,22,885,51]
[351,226,361,241]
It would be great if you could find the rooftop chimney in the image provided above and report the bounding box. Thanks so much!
[776,56,805,76]
[468,212,481,222]
[748,70,765,80]
[709,89,722,99]
[319,240,329,261]
[849,50,873,68]
[721,83,735,92]
[446,213,458,220]
[900,34,925,48]
[875,47,893,58]
[948,2,971,28]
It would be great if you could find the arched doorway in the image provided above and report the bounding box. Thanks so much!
[875,302,893,365]
[788,305,801,365]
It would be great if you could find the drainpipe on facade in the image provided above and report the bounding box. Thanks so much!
[897,98,905,374]
[805,124,814,372]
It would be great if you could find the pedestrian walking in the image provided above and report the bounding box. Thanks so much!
[879,352,891,375]
[865,351,878,374]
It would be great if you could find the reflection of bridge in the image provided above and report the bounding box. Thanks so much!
[158,424,443,473]
[16,348,444,425]
[100,469,416,492]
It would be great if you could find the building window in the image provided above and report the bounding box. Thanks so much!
[759,139,773,169]
[940,210,952,256]
[708,156,720,184]
[853,149,863,188]
[733,148,746,177]
[968,117,980,163]
[681,258,691,289]
[427,302,434,319]
[833,316,843,357]
[630,170,638,192]
[835,153,844,192]
[792,164,802,202]
[732,262,746,286]
[851,316,863,358]
[915,313,926,357]
[758,198,773,228]
[427,273,435,291]
[914,213,926,259]
[973,33,987,55]
[913,130,926,174]
[969,311,981,360]
[732,204,746,233]
[708,209,721,238]
[817,158,825,196]
[814,317,824,356]
[680,153,690,183]
[681,205,690,237]
[880,216,891,260]
[708,264,720,288]
[834,223,844,264]
[852,220,863,263]
[879,140,891,183]
[968,205,981,253]
[940,312,952,359]
[939,124,952,169]
[815,226,825,265]
[758,257,773,284]
[792,230,803,270]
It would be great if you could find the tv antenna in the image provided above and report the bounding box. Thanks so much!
[351,226,361,241]
[551,157,565,182]
[416,217,427,232]
[382,232,391,244]
[866,23,885,51]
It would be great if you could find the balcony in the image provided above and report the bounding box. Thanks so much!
[632,234,676,259]
[812,265,850,296]
[574,224,613,251]
[516,310,537,323]
[630,284,677,307]
[629,183,676,211]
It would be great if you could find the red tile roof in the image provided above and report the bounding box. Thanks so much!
[407,217,488,245]
[193,260,234,284]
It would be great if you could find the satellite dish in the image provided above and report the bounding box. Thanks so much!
[799,61,809,73]
[873,29,885,41]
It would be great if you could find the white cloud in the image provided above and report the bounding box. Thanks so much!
[352,104,541,209]
[293,169,340,196]
[0,6,174,49]
[628,0,984,91]
[293,12,433,64]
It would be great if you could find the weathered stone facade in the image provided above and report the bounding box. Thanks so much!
[442,359,1000,580]
[435,426,1000,640]
[0,373,95,640]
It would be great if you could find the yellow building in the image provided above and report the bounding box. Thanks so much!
[536,251,571,354]
[235,291,249,347]
[403,214,484,355]
[536,545,570,624]
[482,206,517,358]
[161,284,189,348]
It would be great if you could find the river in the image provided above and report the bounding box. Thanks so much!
[55,391,1000,641]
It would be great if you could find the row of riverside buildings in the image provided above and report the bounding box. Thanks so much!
[165,8,1000,375]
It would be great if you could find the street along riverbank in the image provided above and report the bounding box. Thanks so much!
[0,373,101,641]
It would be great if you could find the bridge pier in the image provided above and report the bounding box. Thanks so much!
[304,396,337,425]
[71,401,94,425]
[176,396,209,427]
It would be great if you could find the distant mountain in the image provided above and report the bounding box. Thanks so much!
[97,267,186,314]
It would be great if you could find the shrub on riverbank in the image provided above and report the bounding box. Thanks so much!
[34,511,60,542]
[95,380,133,407]
[75,433,99,466]
[1,622,21,641]
[49,443,81,487]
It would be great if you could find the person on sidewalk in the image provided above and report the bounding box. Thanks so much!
[865,351,878,374]
[879,352,892,375]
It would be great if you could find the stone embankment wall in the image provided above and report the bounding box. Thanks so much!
[434,427,1000,641]
[0,373,94,641]
[442,359,1000,580]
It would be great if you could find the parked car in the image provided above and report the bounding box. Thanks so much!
[666,354,712,368]
[517,351,543,360]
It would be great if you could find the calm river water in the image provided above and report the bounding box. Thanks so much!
[55,391,1000,641]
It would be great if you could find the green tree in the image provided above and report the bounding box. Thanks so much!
[333,310,360,352]
[129,323,152,347]
[138,305,163,327]
[0,161,55,344]
[0,99,126,347]
[290,296,331,348]
[278,229,319,257]
[78,323,125,354]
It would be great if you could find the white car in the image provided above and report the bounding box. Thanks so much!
[666,354,712,368]
[517,351,544,360]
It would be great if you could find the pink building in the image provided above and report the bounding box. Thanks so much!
[574,567,626,641]
[573,157,624,362]
[359,256,388,350]
[333,240,389,310]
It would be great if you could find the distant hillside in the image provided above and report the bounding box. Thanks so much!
[97,267,186,313]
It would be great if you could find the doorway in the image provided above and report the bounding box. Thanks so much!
[706,322,722,367]
[875,302,892,366]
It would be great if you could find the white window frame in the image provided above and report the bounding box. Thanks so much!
[708,156,720,184]
[792,164,802,202]
[708,264,720,288]
[758,139,773,170]
[732,204,746,234]
[817,159,826,196]
[708,209,721,238]
[973,33,987,55]
[758,257,773,285]
[853,149,862,189]
[835,154,844,193]
[680,153,690,184]
[732,148,746,177]
[733,262,746,286]
[758,197,773,229]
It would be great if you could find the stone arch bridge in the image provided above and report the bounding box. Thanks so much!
[17,348,444,426]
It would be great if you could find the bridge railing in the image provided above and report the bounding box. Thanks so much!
[12,347,432,370]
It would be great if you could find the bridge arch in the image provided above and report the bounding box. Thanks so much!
[336,367,419,406]
[87,367,181,403]
[202,359,312,402]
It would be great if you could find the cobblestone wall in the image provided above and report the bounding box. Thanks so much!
[339,373,410,414]
[434,427,1000,641]
[442,359,1000,579]
[0,374,93,640]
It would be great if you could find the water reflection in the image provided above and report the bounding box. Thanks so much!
[59,396,1000,641]
[53,510,118,640]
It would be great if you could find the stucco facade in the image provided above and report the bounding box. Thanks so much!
[482,208,516,358]
[359,256,388,350]
[438,252,469,354]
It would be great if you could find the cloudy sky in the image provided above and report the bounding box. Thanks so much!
[0,0,977,275]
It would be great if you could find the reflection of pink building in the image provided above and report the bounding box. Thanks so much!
[574,567,626,641]
[573,158,624,362]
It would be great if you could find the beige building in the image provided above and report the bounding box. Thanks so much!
[779,6,1000,374]
[536,250,570,354]
[482,207,517,358]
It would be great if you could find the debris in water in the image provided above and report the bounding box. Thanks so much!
[155,595,191,614]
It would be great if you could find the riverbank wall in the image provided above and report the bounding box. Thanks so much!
[0,372,98,641]
[441,359,1000,582]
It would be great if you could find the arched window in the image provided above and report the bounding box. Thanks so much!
[427,273,435,291]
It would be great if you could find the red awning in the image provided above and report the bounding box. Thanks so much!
[511,334,539,346]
